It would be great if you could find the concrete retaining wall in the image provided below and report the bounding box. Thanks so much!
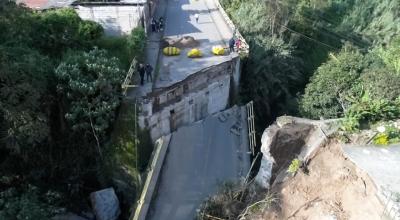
[139,57,240,140]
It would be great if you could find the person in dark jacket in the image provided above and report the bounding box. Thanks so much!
[229,37,235,53]
[138,63,145,85]
[151,18,156,32]
[158,17,164,32]
[145,63,153,82]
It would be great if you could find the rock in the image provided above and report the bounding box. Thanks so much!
[254,124,279,188]
[255,154,274,188]
[52,213,88,220]
[90,188,121,220]
[259,124,280,155]
[255,116,340,189]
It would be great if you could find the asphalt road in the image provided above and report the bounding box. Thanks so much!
[343,144,400,193]
[155,0,235,89]
[147,107,250,220]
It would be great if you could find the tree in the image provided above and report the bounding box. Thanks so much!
[78,20,104,43]
[35,8,103,57]
[300,47,367,119]
[0,46,51,156]
[0,183,63,220]
[55,48,124,156]
[376,37,400,74]
[240,37,304,127]
[359,68,400,101]
[126,27,146,62]
[0,1,38,47]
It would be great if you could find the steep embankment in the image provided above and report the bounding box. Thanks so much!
[252,117,384,219]
[198,116,387,220]
[255,141,384,219]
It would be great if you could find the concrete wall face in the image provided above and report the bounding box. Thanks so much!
[75,5,144,36]
[139,58,239,140]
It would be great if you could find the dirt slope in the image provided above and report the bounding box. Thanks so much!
[253,141,384,220]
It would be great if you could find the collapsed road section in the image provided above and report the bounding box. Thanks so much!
[147,106,251,220]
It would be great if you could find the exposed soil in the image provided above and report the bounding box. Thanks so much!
[269,124,313,183]
[252,140,384,220]
[161,36,200,48]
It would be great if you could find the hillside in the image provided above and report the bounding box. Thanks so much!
[197,0,400,219]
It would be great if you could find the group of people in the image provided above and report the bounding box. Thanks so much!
[229,37,242,53]
[138,63,153,85]
[151,17,164,32]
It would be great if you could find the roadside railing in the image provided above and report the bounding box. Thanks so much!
[214,0,249,54]
[130,135,171,220]
[122,59,139,96]
[246,101,256,156]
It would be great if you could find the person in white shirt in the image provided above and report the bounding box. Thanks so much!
[194,13,199,23]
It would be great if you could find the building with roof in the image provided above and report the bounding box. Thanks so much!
[16,0,155,36]
[16,0,75,10]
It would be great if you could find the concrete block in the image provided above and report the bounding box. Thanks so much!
[90,188,120,220]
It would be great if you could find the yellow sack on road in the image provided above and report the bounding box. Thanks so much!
[163,47,181,56]
[212,46,225,55]
[187,48,202,58]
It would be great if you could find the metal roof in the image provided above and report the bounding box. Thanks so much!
[17,0,75,10]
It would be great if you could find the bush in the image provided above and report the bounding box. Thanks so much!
[359,69,400,101]
[0,184,64,220]
[343,96,400,131]
[373,133,389,145]
[127,27,146,62]
[78,20,104,42]
[287,158,300,174]
[97,27,146,70]
[300,48,367,119]
[36,8,103,57]
[372,124,400,145]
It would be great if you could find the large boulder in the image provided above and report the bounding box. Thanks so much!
[90,188,121,220]
[254,124,278,188]
[255,116,340,188]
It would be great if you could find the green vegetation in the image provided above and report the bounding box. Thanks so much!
[222,0,400,136]
[287,158,300,174]
[206,1,400,217]
[0,1,147,218]
[198,182,276,220]
[0,180,64,220]
[97,27,146,70]
[372,123,400,146]
[103,102,153,218]
[373,133,389,146]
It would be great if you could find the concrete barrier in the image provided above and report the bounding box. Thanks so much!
[130,134,171,220]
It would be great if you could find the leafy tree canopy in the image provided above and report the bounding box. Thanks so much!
[0,46,51,154]
[55,48,124,142]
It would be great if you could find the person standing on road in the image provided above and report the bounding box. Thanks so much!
[194,13,199,23]
[229,37,235,53]
[158,17,164,32]
[151,18,156,32]
[145,63,153,82]
[138,63,145,85]
[235,38,241,52]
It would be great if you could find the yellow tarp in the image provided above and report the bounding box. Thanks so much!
[212,46,225,55]
[187,48,202,58]
[163,47,181,56]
